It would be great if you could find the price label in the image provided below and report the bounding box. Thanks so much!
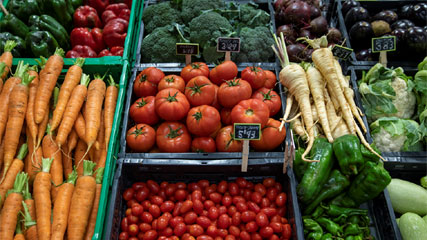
[234,123,261,140]
[217,37,240,52]
[176,43,199,55]
[332,45,353,60]
[372,36,396,53]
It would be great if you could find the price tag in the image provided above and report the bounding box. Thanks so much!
[217,37,240,52]
[176,43,199,55]
[332,45,353,60]
[372,36,396,53]
[234,123,261,140]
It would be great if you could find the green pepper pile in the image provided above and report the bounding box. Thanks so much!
[0,0,75,57]
[294,135,392,240]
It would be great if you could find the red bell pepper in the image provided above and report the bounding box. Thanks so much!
[66,45,97,58]
[103,18,128,48]
[111,0,132,8]
[101,3,130,24]
[74,5,102,28]
[70,27,105,53]
[98,49,113,57]
[98,46,124,57]
[86,0,109,15]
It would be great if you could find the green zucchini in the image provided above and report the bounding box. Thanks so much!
[399,213,427,240]
[387,178,427,215]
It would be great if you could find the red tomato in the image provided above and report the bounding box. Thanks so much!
[241,67,266,90]
[156,122,191,153]
[181,62,210,83]
[158,75,186,92]
[263,178,276,188]
[176,182,187,189]
[251,118,286,151]
[185,76,216,106]
[259,226,274,238]
[191,137,216,153]
[198,235,214,240]
[155,88,190,121]
[204,200,215,210]
[131,204,143,216]
[123,188,134,201]
[282,224,292,239]
[230,99,269,128]
[239,231,251,240]
[217,229,228,238]
[211,85,221,111]
[175,189,188,201]
[134,67,164,97]
[247,201,261,213]
[260,198,271,208]
[231,212,241,226]
[241,211,256,223]
[209,60,238,85]
[143,230,158,240]
[157,216,169,230]
[128,215,139,224]
[207,225,218,237]
[161,201,175,213]
[215,126,243,152]
[269,222,282,233]
[225,235,236,240]
[208,206,219,220]
[269,234,280,240]
[266,188,279,202]
[235,177,248,188]
[217,79,252,108]
[128,224,139,236]
[251,88,281,117]
[186,105,221,137]
[276,193,287,207]
[197,216,212,229]
[209,192,222,204]
[147,180,160,193]
[228,183,240,196]
[261,208,277,218]
[254,184,267,196]
[142,200,152,210]
[189,224,204,236]
[149,205,161,218]
[121,217,129,231]
[126,124,156,152]
[119,232,129,240]
[236,202,248,213]
[169,216,184,228]
[139,223,152,232]
[255,212,269,227]
[221,195,232,207]
[150,195,164,205]
[220,108,232,125]
[129,96,159,125]
[133,182,146,191]
[165,184,177,197]
[174,222,187,236]
[228,206,237,216]
[250,192,262,204]
[191,190,202,201]
[245,221,258,233]
[263,70,277,89]
[185,212,198,224]
[218,214,231,229]
[180,200,194,214]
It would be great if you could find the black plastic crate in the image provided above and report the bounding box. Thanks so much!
[336,0,426,67]
[119,64,290,160]
[104,159,304,240]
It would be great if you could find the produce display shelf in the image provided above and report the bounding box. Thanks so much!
[119,64,289,160]
[0,0,144,66]
[104,158,305,240]
[336,0,425,67]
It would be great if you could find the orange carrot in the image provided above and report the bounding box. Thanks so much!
[92,110,105,164]
[56,74,90,147]
[67,129,78,154]
[104,75,118,150]
[0,62,5,92]
[21,201,37,240]
[85,76,106,151]
[75,139,89,177]
[0,172,27,240]
[33,158,53,240]
[42,126,62,201]
[36,106,49,149]
[0,41,17,81]
[95,149,107,171]
[74,113,86,141]
[0,144,27,209]
[13,216,25,240]
[84,167,104,240]
[24,133,41,186]
[0,141,4,173]
[26,66,39,147]
[62,144,73,178]
[51,58,85,131]
[67,161,97,240]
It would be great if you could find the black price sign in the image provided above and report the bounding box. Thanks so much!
[372,36,396,53]
[332,45,353,60]
[234,123,261,140]
[176,43,199,55]
[217,37,240,52]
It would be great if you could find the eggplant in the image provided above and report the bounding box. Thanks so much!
[327,27,342,44]
[391,19,415,30]
[405,26,427,53]
[276,24,297,44]
[355,49,372,61]
[349,21,373,49]
[412,3,427,26]
[400,5,414,20]
[391,28,407,46]
[342,0,361,16]
[372,10,398,24]
[345,7,369,27]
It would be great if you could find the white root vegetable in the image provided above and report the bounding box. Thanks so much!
[280,95,294,131]
[291,117,307,140]
[324,89,350,139]
[307,66,333,142]
[326,81,340,111]
[354,122,385,161]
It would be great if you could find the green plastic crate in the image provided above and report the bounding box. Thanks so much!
[0,0,143,65]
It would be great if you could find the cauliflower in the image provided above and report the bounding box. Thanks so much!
[371,127,407,152]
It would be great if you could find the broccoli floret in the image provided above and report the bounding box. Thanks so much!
[181,0,225,23]
[232,26,275,63]
[141,25,185,63]
[142,2,182,34]
[239,3,271,28]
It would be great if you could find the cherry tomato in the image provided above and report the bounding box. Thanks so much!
[132,182,146,191]
[139,222,151,232]
[131,204,143,216]
[218,195,231,207]
[262,178,275,188]
[230,212,241,226]
[232,196,245,205]
[254,184,266,196]
[207,225,218,237]
[250,192,262,204]
[141,212,153,224]
[157,216,169,230]
[255,212,269,227]
[159,227,173,236]
[165,184,177,197]
[245,221,258,233]
[149,205,161,218]
[150,195,164,206]
[274,182,283,192]
[208,206,219,220]
[246,182,254,190]
[197,216,212,229]
[184,212,198,224]
[175,189,188,201]
[189,224,204,237]
[269,222,282,233]
[270,215,281,223]
[176,182,187,189]
[229,225,240,237]
[242,189,252,201]
[173,222,186,237]
[127,199,138,208]
[269,234,280,240]
[198,180,210,189]
[235,202,248,213]
[282,224,292,239]
[198,235,214,240]
[239,231,251,240]
[225,235,235,240]
[209,192,222,204]
[260,198,271,208]
[119,232,129,240]
[123,188,134,201]
[228,183,239,196]
[259,226,274,238]
[216,229,228,238]
[160,201,175,213]
[178,200,192,214]
[128,215,139,224]
[241,211,256,223]
[204,200,215,210]
[276,193,287,207]
[218,206,227,216]
[135,188,150,202]
[125,208,132,216]
[147,180,160,194]
[278,207,287,217]
[218,214,230,229]
[121,217,129,231]
[266,188,279,202]
[261,208,277,218]
[216,181,227,194]
[236,177,248,188]
[247,201,261,214]
[128,224,139,236]
[143,230,158,240]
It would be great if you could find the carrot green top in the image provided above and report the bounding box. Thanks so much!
[23,181,32,201]
[0,62,5,74]
[14,61,29,79]
[53,86,60,109]
[108,75,119,87]
[66,169,78,185]
[54,48,65,57]
[22,201,36,228]
[36,56,47,69]
[6,172,27,196]
[16,143,28,160]
[21,72,35,86]
[83,160,97,177]
[15,215,23,234]
[94,73,106,80]
[74,57,85,67]
[4,40,17,52]
[80,73,90,87]
[40,158,53,173]
[28,65,38,72]
[95,167,105,184]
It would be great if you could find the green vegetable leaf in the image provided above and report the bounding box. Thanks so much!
[418,57,427,71]
[359,81,397,119]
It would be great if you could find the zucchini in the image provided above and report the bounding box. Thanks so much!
[399,213,427,240]
[387,178,427,215]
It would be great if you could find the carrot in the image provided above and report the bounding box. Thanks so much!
[13,216,25,240]
[0,62,5,92]
[26,66,39,147]
[0,172,27,240]
[104,75,118,150]
[51,170,77,240]
[42,125,62,202]
[22,182,35,222]
[2,69,33,181]
[21,201,37,240]
[0,144,27,209]
[34,48,64,124]
[67,160,97,240]
[0,40,17,81]
[93,110,105,164]
[0,141,5,174]
[62,144,73,178]
[24,133,40,186]
[33,157,53,240]
[84,167,104,240]
[56,74,90,147]
[95,149,107,171]
[85,75,106,151]
[74,113,86,141]
[36,107,49,149]
[67,129,78,154]
[75,139,89,177]
[51,58,85,132]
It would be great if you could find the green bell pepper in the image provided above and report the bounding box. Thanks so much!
[344,223,362,236]
[361,143,381,163]
[25,31,59,57]
[304,170,350,214]
[6,0,41,23]
[71,0,83,9]
[320,233,333,240]
[333,134,364,175]
[321,204,369,217]
[304,218,323,240]
[0,14,29,39]
[311,205,325,219]
[317,217,343,236]
[0,32,26,57]
[28,15,70,50]
[294,147,307,181]
[297,138,334,204]
[47,0,72,28]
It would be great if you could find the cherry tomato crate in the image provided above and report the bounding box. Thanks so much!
[104,158,305,239]
[118,64,291,161]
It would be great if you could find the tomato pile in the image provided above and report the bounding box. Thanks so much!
[127,61,286,153]
[119,177,291,240]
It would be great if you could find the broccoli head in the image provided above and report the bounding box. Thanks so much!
[181,0,225,23]
[232,26,275,63]
[239,3,271,28]
[142,2,182,34]
[141,25,185,63]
